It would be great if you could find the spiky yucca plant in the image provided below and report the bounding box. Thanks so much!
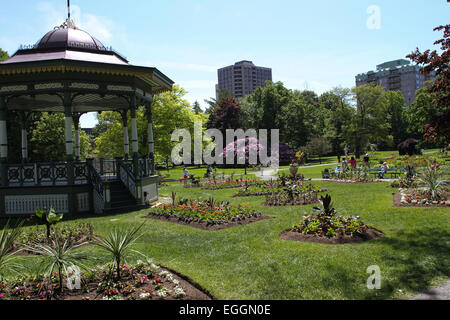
[26,237,89,293]
[95,223,145,281]
[0,220,24,280]
[419,165,445,200]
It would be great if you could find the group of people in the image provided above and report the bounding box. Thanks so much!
[335,156,358,174]
[335,153,389,179]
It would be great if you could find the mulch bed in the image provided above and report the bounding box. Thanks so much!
[144,214,272,231]
[3,266,213,301]
[324,179,379,184]
[62,267,213,300]
[279,228,384,244]
[393,192,449,208]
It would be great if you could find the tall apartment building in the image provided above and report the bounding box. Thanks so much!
[217,60,272,99]
[355,59,435,106]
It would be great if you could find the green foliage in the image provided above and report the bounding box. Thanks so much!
[0,48,9,62]
[292,194,369,238]
[343,85,392,157]
[30,112,90,162]
[381,90,408,147]
[34,207,63,239]
[304,137,333,159]
[25,237,90,293]
[419,165,445,200]
[95,223,146,280]
[94,86,208,163]
[0,220,24,279]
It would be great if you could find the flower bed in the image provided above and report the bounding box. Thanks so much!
[0,260,211,300]
[325,176,379,183]
[280,195,384,244]
[145,198,269,230]
[200,179,263,190]
[394,188,450,207]
[233,180,327,198]
[263,181,320,206]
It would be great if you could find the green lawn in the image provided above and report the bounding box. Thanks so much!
[5,180,449,300]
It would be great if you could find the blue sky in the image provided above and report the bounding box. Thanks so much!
[0,0,448,128]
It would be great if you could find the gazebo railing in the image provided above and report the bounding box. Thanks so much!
[138,158,154,178]
[4,161,89,187]
[2,158,154,188]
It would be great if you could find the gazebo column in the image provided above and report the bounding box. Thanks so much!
[19,111,31,163]
[72,113,82,161]
[145,97,155,175]
[120,110,130,160]
[130,95,139,159]
[64,93,75,183]
[0,97,8,187]
[64,92,76,215]
[130,94,142,203]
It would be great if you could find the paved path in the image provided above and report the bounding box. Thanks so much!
[409,280,450,300]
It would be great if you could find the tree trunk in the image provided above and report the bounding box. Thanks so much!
[116,258,121,281]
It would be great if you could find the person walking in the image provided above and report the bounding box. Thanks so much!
[349,156,357,169]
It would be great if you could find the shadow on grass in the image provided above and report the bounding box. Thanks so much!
[364,227,450,299]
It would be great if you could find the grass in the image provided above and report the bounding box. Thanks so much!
[3,179,449,300]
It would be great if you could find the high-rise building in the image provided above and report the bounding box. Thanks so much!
[355,59,435,105]
[217,60,272,99]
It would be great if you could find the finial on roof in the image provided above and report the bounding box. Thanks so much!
[54,0,77,30]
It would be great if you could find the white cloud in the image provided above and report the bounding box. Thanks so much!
[36,2,115,43]
[78,13,113,42]
[177,80,217,89]
[148,61,219,73]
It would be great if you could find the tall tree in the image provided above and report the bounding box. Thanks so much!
[207,97,242,134]
[192,101,203,114]
[30,113,90,162]
[320,88,353,154]
[0,48,9,62]
[345,85,391,158]
[94,86,207,162]
[381,90,408,148]
[407,24,450,143]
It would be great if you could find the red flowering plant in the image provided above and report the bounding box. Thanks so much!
[148,197,262,225]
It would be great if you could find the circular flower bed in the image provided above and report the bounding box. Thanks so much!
[233,179,327,198]
[145,198,269,230]
[395,188,450,207]
[280,195,383,244]
[0,260,211,300]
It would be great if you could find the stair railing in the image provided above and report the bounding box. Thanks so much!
[86,160,106,213]
[117,159,137,200]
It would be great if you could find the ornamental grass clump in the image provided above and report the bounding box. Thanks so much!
[0,220,24,280]
[419,164,445,201]
[291,195,369,238]
[25,237,90,294]
[95,223,146,281]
